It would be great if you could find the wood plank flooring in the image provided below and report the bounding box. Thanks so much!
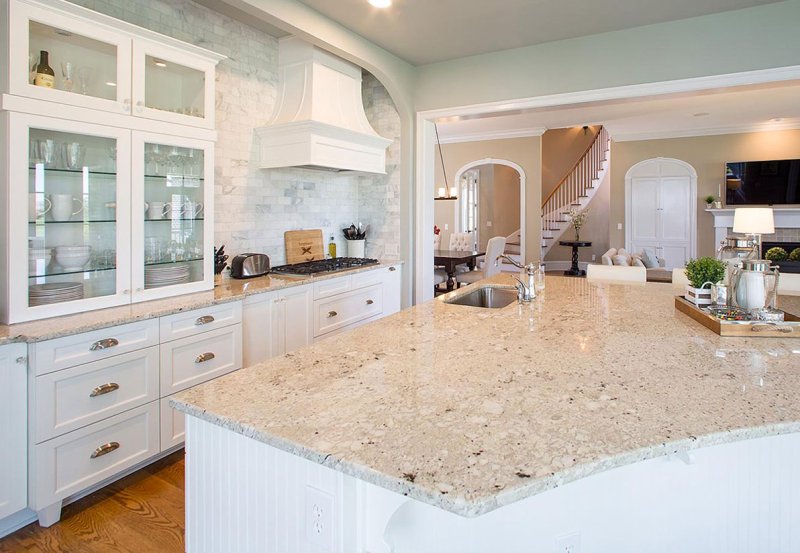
[0,451,185,553]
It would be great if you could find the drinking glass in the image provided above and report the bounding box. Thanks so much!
[76,67,92,95]
[61,62,74,92]
[38,139,57,168]
[63,142,85,170]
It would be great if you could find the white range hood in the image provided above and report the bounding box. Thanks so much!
[255,37,391,174]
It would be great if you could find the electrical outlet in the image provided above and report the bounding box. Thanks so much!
[486,220,493,227]
[617,223,623,230]
[591,254,596,261]
[305,486,334,551]
[444,223,449,230]
[555,532,581,553]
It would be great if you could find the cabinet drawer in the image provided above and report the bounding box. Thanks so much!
[313,275,351,300]
[32,402,160,509]
[159,301,242,343]
[35,347,160,443]
[160,396,185,451]
[351,268,383,290]
[160,324,242,396]
[32,319,160,376]
[314,284,383,337]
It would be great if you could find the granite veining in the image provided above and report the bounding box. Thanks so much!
[172,274,800,517]
[0,262,400,345]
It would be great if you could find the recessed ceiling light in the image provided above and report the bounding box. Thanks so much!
[770,117,784,122]
[693,112,710,117]
[369,0,391,7]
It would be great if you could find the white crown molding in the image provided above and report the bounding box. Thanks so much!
[612,120,800,142]
[437,127,546,144]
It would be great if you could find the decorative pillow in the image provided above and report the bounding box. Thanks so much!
[631,257,646,267]
[601,248,616,266]
[617,248,628,257]
[612,254,629,266]
[641,247,659,269]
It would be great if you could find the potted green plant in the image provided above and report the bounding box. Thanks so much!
[684,257,726,305]
[704,195,715,209]
[765,246,788,262]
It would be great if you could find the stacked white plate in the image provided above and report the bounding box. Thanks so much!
[145,263,191,288]
[29,282,84,306]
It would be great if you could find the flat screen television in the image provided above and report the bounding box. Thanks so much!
[725,159,800,205]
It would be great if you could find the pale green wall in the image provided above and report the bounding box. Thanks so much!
[414,0,800,111]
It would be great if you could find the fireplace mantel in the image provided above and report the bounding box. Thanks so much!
[707,207,800,245]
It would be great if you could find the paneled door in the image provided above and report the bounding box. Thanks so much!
[626,158,697,270]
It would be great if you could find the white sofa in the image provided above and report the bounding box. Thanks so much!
[600,247,671,282]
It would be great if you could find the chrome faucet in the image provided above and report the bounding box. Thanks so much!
[496,255,537,301]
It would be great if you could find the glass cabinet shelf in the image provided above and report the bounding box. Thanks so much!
[145,257,203,267]
[29,266,117,278]
[29,219,117,224]
[28,167,117,177]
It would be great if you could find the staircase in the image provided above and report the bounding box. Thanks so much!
[541,126,610,259]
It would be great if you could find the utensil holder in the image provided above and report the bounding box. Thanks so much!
[348,239,365,258]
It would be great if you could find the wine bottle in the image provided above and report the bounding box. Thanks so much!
[33,50,55,88]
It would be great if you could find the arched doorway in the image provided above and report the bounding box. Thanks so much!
[451,158,526,264]
[625,157,697,269]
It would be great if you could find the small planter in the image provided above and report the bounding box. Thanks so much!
[706,203,714,210]
[685,284,713,306]
[348,239,365,258]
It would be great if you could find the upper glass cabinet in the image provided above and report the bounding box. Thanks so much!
[9,0,221,129]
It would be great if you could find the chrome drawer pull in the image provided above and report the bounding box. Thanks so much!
[388,266,396,272]
[195,315,215,326]
[90,441,120,459]
[90,338,119,351]
[195,352,216,363]
[328,310,338,318]
[366,299,374,305]
[90,382,120,397]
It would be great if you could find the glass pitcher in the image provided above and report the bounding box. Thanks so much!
[729,259,780,311]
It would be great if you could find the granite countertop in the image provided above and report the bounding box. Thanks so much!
[172,274,800,517]
[0,261,400,344]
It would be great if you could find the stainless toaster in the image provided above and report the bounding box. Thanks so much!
[230,253,270,279]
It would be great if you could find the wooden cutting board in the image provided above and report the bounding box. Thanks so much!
[285,229,324,264]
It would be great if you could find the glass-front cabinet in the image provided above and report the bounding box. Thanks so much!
[6,114,132,320]
[131,133,214,302]
[9,0,220,129]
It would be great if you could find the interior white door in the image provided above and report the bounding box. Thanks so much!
[630,178,659,243]
[658,176,692,269]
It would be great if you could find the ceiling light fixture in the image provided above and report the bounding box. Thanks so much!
[153,60,167,68]
[368,0,391,7]
[434,123,456,200]
[770,117,784,122]
[693,112,710,117]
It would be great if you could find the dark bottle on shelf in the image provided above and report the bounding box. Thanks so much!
[33,50,55,88]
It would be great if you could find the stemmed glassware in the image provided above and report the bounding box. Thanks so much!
[76,67,92,95]
[61,62,74,92]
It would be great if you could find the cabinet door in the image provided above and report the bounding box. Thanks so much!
[131,39,216,129]
[0,343,27,520]
[382,265,402,315]
[6,113,132,323]
[243,293,274,367]
[272,286,312,356]
[9,1,132,115]
[130,132,213,303]
[630,177,659,243]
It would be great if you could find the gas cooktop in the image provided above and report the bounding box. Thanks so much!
[270,257,379,276]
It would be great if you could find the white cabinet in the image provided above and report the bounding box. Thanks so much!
[1,0,223,323]
[0,343,28,521]
[381,264,402,316]
[8,0,222,129]
[242,292,275,368]
[272,286,313,357]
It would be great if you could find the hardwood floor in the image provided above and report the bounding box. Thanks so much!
[0,451,185,553]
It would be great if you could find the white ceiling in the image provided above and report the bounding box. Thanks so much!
[436,82,800,142]
[294,0,779,65]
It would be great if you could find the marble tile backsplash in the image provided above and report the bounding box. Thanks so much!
[68,0,401,266]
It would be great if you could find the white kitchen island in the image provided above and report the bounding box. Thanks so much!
[173,275,800,553]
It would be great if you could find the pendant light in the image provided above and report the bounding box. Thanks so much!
[434,122,456,200]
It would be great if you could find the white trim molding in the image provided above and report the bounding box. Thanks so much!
[613,120,800,142]
[707,207,800,247]
[452,158,527,264]
[438,127,546,145]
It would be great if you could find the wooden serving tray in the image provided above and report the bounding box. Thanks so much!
[675,296,800,337]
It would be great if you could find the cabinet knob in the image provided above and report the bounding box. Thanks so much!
[366,299,374,305]
[135,100,144,113]
[195,352,216,363]
[195,315,215,325]
[328,310,338,318]
[90,382,120,397]
[122,98,131,112]
[90,441,120,459]
[90,338,119,351]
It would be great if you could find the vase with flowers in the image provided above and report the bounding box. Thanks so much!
[566,207,589,242]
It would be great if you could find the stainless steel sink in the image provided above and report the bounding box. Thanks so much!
[444,286,518,308]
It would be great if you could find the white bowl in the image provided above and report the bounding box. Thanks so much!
[55,250,91,271]
[55,245,91,254]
